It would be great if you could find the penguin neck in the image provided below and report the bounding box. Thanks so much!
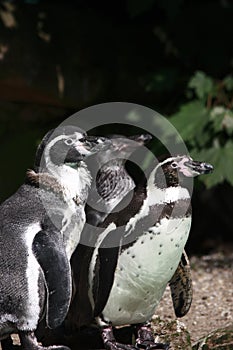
[49,161,91,203]
[100,158,125,171]
[146,163,190,205]
[29,161,92,204]
[97,163,135,204]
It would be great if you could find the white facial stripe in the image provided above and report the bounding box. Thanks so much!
[73,132,93,155]
[44,134,69,166]
[74,131,84,140]
[74,142,91,155]
[42,131,92,201]
[177,157,191,171]
[44,132,86,162]
[177,157,200,177]
[44,132,90,168]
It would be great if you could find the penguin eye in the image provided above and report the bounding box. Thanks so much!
[64,138,74,146]
[171,162,178,169]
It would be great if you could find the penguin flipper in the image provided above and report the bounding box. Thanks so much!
[93,225,122,317]
[94,245,120,317]
[169,250,193,317]
[32,230,72,329]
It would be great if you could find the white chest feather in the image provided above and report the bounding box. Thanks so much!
[45,156,91,202]
[102,216,191,326]
[57,164,91,202]
[47,162,91,259]
[63,205,86,260]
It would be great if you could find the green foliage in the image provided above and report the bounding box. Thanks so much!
[169,71,233,188]
[188,71,215,100]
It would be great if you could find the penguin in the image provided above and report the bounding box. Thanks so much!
[85,135,193,320]
[85,133,152,227]
[67,133,151,330]
[71,155,213,350]
[68,139,192,333]
[0,125,110,350]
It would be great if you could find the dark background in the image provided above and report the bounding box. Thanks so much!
[0,0,233,254]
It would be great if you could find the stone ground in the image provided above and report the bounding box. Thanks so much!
[1,248,232,349]
[156,249,233,344]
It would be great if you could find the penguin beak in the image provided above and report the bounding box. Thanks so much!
[75,136,112,157]
[113,134,152,152]
[129,134,152,145]
[184,159,214,176]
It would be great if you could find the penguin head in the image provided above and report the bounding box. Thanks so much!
[35,126,110,171]
[153,155,213,187]
[95,133,152,165]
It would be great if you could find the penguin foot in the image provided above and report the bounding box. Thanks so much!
[101,326,137,350]
[19,331,71,350]
[1,336,19,349]
[135,324,170,350]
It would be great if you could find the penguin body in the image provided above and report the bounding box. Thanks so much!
[0,184,66,336]
[0,126,110,350]
[95,216,191,326]
[89,175,192,325]
[73,155,213,350]
[68,134,151,328]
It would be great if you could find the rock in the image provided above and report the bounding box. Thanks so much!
[192,325,233,349]
[151,317,192,350]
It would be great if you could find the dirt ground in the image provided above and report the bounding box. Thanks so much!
[1,249,232,349]
[156,249,233,344]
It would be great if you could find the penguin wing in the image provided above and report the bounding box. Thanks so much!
[32,229,72,329]
[169,250,193,317]
[85,203,106,226]
[93,225,122,317]
[69,243,95,327]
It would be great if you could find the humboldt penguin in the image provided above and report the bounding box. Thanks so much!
[72,155,213,350]
[0,125,110,350]
[68,133,151,329]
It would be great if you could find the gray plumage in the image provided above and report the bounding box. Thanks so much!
[0,125,110,350]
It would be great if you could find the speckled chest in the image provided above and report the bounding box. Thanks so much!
[102,215,191,326]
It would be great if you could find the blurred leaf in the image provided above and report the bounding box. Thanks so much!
[210,107,226,133]
[210,107,233,135]
[188,71,215,100]
[169,101,209,144]
[192,141,233,188]
[223,75,233,91]
[222,111,233,135]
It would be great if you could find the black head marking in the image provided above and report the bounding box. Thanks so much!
[154,155,213,188]
[95,133,151,166]
[34,126,111,171]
